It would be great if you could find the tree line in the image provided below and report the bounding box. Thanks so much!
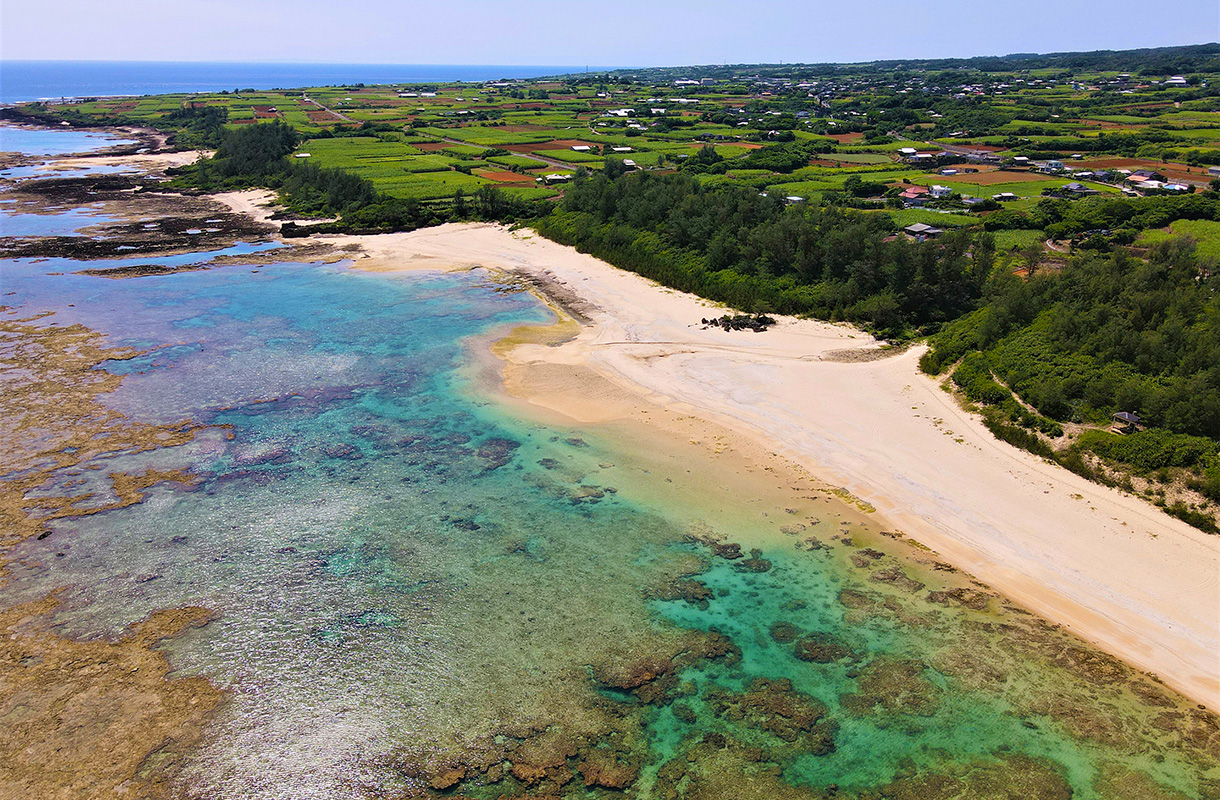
[535,169,992,338]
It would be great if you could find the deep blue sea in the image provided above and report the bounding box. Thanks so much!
[0,61,610,104]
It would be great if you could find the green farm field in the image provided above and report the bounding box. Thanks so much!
[1139,219,1220,259]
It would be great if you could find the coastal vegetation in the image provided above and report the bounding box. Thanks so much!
[922,238,1220,526]
[536,171,987,338]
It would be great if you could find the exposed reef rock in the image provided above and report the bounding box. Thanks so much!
[793,633,857,664]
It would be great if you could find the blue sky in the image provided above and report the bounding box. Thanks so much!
[4,0,1216,65]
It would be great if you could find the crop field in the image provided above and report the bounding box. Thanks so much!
[930,178,1120,198]
[374,170,491,200]
[532,148,605,164]
[473,168,535,183]
[933,170,1060,186]
[811,152,894,164]
[418,126,553,145]
[1139,219,1220,259]
[498,185,561,201]
[882,208,978,227]
[764,179,844,198]
[487,155,547,170]
[993,229,1048,251]
[34,52,1217,225]
[400,155,462,173]
[439,144,486,157]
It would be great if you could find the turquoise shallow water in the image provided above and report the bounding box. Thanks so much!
[0,203,118,236]
[0,124,137,155]
[2,222,1217,796]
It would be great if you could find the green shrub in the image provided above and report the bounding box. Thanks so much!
[1074,429,1218,473]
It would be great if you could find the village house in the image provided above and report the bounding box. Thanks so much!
[904,222,943,239]
[1129,169,1167,183]
[899,185,929,207]
[930,185,953,199]
[1055,182,1099,198]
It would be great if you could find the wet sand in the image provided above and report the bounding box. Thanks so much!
[335,221,1220,709]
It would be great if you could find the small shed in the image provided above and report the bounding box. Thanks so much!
[1111,411,1142,433]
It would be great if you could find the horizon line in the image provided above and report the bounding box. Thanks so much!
[2,41,1216,70]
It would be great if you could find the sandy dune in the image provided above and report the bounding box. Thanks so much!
[332,222,1220,708]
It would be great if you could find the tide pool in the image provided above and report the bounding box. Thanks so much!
[0,124,137,155]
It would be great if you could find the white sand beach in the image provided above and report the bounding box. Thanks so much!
[331,221,1220,708]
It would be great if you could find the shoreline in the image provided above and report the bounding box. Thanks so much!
[5,164,1219,794]
[332,221,1220,709]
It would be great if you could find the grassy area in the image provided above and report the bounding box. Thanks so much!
[764,179,842,198]
[882,208,979,228]
[499,185,561,201]
[816,152,894,164]
[533,148,604,163]
[993,229,1047,251]
[488,155,548,170]
[418,126,551,145]
[374,170,491,200]
[440,144,486,157]
[1139,219,1220,259]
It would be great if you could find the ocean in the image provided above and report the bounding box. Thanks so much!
[1,128,1215,800]
[0,61,610,104]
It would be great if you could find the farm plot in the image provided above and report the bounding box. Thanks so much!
[376,171,491,200]
[1139,219,1220,259]
[532,148,605,164]
[488,155,547,170]
[881,208,978,228]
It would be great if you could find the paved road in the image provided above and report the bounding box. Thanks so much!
[302,97,354,123]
